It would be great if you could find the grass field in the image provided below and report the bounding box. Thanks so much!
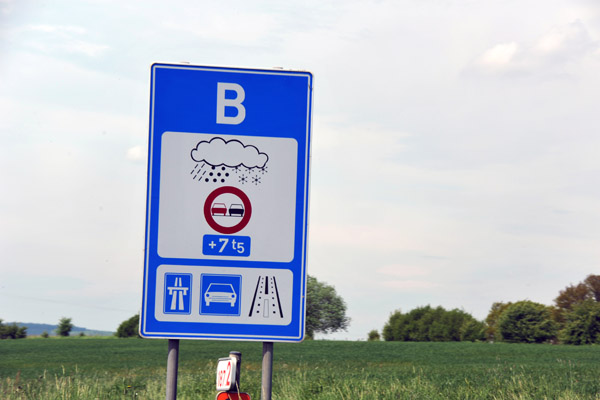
[2,338,600,399]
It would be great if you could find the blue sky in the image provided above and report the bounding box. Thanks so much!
[1,0,599,340]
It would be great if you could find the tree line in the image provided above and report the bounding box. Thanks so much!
[5,274,599,345]
[377,274,600,345]
[0,317,74,339]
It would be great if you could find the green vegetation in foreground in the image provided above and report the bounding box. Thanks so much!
[2,338,600,399]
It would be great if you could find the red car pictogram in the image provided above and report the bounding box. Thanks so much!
[211,203,227,216]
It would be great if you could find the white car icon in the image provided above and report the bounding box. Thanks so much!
[205,283,237,307]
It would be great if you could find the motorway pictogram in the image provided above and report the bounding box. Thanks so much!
[163,273,192,314]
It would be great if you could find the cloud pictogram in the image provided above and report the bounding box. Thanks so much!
[190,137,268,168]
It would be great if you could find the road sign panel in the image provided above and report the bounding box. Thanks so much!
[140,63,313,341]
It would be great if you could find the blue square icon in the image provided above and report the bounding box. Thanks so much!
[200,274,242,316]
[164,273,192,314]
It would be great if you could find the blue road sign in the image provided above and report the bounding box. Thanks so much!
[140,64,313,341]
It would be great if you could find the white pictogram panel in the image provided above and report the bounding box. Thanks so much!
[155,265,293,326]
[157,132,298,262]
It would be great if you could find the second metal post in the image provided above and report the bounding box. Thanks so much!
[166,339,180,400]
[261,342,273,400]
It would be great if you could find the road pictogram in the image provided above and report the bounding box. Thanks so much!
[248,276,284,319]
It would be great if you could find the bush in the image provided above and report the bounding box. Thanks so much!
[382,306,484,342]
[498,301,557,343]
[116,314,140,338]
[0,319,27,339]
[56,317,74,337]
[382,310,404,341]
[367,330,380,341]
[485,302,512,341]
[461,319,486,342]
[560,300,600,345]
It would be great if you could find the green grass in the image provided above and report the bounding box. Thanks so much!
[2,338,600,399]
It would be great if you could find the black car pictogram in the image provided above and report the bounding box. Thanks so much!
[229,204,244,217]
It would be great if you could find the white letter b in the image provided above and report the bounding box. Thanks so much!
[217,82,246,125]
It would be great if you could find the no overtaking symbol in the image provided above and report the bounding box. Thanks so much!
[204,186,252,234]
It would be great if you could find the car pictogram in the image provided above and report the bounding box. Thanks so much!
[211,203,227,216]
[205,283,237,307]
[229,204,245,217]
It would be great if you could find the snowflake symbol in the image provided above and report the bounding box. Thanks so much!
[259,166,268,175]
[252,175,261,185]
[238,175,248,184]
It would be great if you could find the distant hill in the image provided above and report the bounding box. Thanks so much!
[11,322,114,337]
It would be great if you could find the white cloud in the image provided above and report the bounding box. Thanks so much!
[0,49,147,117]
[20,24,109,57]
[469,19,600,77]
[160,6,282,46]
[376,265,430,278]
[478,42,519,68]
[126,145,146,162]
[63,39,109,57]
[374,265,441,290]
[27,24,87,35]
[0,0,14,15]
[380,280,442,290]
[536,30,567,54]
[534,19,597,59]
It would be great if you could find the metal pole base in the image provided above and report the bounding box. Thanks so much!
[166,339,180,400]
[261,342,273,400]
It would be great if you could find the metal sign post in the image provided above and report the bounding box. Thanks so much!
[166,339,179,400]
[261,342,274,400]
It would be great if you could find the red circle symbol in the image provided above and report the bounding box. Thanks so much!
[204,186,252,234]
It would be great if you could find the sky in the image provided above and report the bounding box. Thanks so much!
[1,0,599,340]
